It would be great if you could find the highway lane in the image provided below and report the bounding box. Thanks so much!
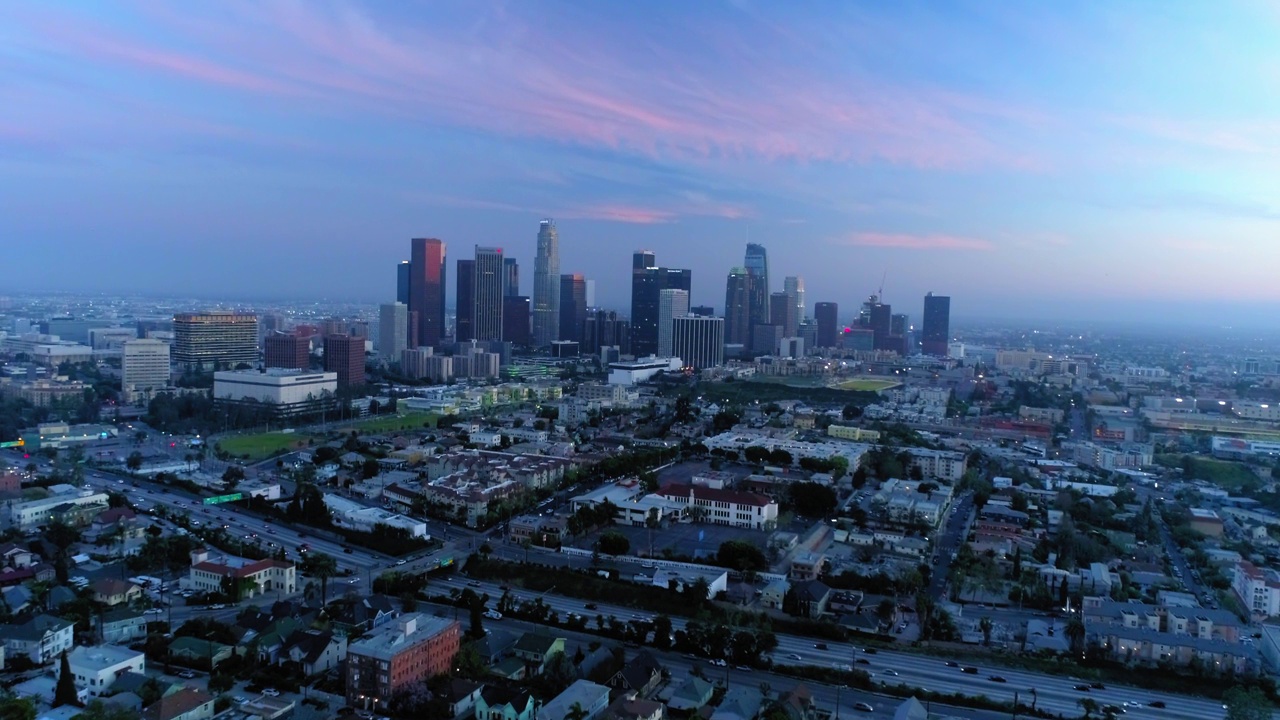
[435,576,1231,720]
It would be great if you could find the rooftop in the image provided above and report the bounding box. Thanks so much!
[347,613,458,661]
[69,644,145,671]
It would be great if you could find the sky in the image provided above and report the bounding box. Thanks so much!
[3,1,1280,325]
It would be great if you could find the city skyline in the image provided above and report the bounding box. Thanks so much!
[4,3,1280,325]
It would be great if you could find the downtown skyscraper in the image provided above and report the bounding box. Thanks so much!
[814,302,838,348]
[630,251,691,357]
[723,267,753,346]
[409,238,446,348]
[922,292,951,356]
[532,219,560,347]
[784,276,805,336]
[473,247,504,342]
[559,273,587,343]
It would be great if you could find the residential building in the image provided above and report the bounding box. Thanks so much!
[1234,561,1280,618]
[121,339,170,402]
[655,483,778,530]
[91,579,141,607]
[657,288,689,358]
[187,549,296,598]
[512,633,565,676]
[10,488,109,530]
[142,687,215,720]
[0,614,74,664]
[171,312,258,372]
[903,448,968,483]
[672,315,724,370]
[263,332,310,370]
[346,614,461,711]
[608,650,663,698]
[667,676,715,715]
[378,303,408,358]
[99,609,147,645]
[409,238,447,348]
[213,368,337,419]
[560,273,587,343]
[540,679,610,720]
[533,219,561,347]
[279,629,346,676]
[475,686,539,720]
[64,645,145,697]
[792,580,832,619]
[1189,508,1225,538]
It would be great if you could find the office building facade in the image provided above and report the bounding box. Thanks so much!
[724,268,753,346]
[532,219,560,346]
[559,273,587,343]
[213,369,338,418]
[503,258,519,297]
[409,238,446,348]
[502,296,531,346]
[324,334,365,388]
[121,339,170,402]
[473,247,504,342]
[630,252,690,357]
[396,261,410,305]
[658,288,690,358]
[672,316,724,370]
[744,243,770,340]
[264,332,309,370]
[582,309,629,356]
[455,259,475,343]
[814,302,838,348]
[172,313,258,372]
[378,303,408,358]
[922,292,950,356]
[769,292,792,338]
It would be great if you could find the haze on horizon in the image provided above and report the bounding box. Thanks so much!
[2,2,1278,326]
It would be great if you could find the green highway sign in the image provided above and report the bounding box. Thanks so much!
[203,493,244,505]
[0,440,24,449]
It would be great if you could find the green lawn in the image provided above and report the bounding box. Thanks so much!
[332,412,439,434]
[218,432,315,460]
[834,378,901,392]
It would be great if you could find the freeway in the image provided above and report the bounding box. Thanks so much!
[435,576,1231,720]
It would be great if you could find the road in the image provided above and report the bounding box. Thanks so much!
[435,576,1231,720]
[931,491,974,597]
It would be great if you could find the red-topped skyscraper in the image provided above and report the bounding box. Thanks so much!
[409,238,446,348]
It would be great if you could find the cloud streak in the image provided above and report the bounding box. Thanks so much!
[840,232,995,251]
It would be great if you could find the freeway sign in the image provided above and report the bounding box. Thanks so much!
[203,493,244,505]
[0,439,24,449]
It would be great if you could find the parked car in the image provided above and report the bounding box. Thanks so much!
[262,689,280,697]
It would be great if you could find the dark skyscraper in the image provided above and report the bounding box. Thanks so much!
[324,334,365,387]
[473,247,504,342]
[723,267,753,346]
[559,273,587,342]
[867,296,892,350]
[533,219,560,346]
[582,309,629,355]
[396,261,411,305]
[815,302,838,348]
[264,332,309,370]
[922,292,951,356]
[502,296,531,346]
[409,238,446,348]
[770,292,791,337]
[744,243,770,343]
[455,259,475,343]
[503,257,519,297]
[630,256,691,357]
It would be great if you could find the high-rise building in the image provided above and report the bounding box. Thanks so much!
[455,259,475,343]
[867,296,892,350]
[559,273,587,343]
[532,219,560,346]
[815,302,838,349]
[324,334,365,388]
[744,243,770,342]
[502,296,531,346]
[630,253,691,357]
[922,292,951,356]
[378,303,408,358]
[473,247,504,342]
[409,238,446,348]
[320,318,350,337]
[396,261,411,305]
[258,313,286,342]
[769,292,792,338]
[752,323,783,356]
[585,279,596,308]
[503,258,519,297]
[400,347,433,380]
[690,305,714,317]
[672,316,724,369]
[658,288,690,357]
[582,309,629,355]
[723,268,753,346]
[264,332,309,370]
[784,276,804,335]
[890,313,910,354]
[172,312,258,372]
[345,614,461,712]
[121,339,170,402]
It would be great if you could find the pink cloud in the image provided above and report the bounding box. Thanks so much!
[564,205,678,224]
[841,232,995,251]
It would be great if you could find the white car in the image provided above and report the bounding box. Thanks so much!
[395,560,407,566]
[262,688,280,697]
[484,610,503,620]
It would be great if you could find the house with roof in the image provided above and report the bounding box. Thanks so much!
[186,548,295,598]
[539,679,611,720]
[474,685,539,720]
[445,679,484,719]
[761,579,789,610]
[142,687,215,720]
[894,697,928,720]
[98,608,147,645]
[666,675,715,714]
[473,628,519,665]
[512,632,565,676]
[167,637,235,669]
[770,684,817,720]
[608,649,664,698]
[92,578,142,607]
[608,694,664,720]
[655,483,779,530]
[279,629,346,676]
[0,613,74,664]
[2,585,32,615]
[709,686,765,720]
[0,542,35,569]
[791,580,832,619]
[62,645,146,697]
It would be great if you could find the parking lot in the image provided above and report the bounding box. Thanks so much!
[591,519,769,563]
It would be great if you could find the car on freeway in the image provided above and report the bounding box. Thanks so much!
[814,643,828,650]
[584,603,598,610]
[177,671,197,679]
[944,661,959,668]
[1102,706,1124,715]
[856,659,871,665]
[1149,702,1166,709]
[467,581,481,587]
[961,666,978,674]
[853,703,874,712]
[988,675,1006,683]
[1074,685,1091,692]
[882,669,898,676]
[484,610,503,620]
[787,653,803,661]
[396,559,406,566]
[1090,682,1106,690]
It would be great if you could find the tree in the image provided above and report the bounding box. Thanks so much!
[220,466,245,489]
[875,598,897,629]
[54,650,80,708]
[69,700,140,720]
[1223,686,1272,720]
[0,696,37,720]
[565,702,590,720]
[598,531,630,556]
[979,616,994,646]
[126,451,143,473]
[362,457,381,480]
[1077,698,1100,720]
[301,553,339,605]
[686,576,712,603]
[789,482,837,517]
[1065,616,1086,655]
[716,540,768,572]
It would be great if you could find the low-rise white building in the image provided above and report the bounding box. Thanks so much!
[607,357,682,385]
[322,495,428,538]
[213,368,338,418]
[63,645,145,697]
[187,550,296,598]
[0,614,74,664]
[10,488,110,530]
[1234,561,1280,618]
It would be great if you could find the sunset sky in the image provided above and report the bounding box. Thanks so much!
[3,1,1279,324]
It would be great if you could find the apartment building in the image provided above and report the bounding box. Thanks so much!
[655,483,778,530]
[346,614,461,712]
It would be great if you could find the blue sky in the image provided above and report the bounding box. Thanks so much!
[3,1,1279,324]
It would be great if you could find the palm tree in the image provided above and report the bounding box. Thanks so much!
[979,616,994,647]
[1078,698,1099,720]
[303,553,339,606]
[565,702,589,720]
[1065,616,1087,655]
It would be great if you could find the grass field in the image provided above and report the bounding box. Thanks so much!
[331,412,439,434]
[834,378,901,392]
[218,432,315,459]
[750,375,833,388]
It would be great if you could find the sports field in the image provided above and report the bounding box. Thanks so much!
[218,432,315,459]
[332,412,439,434]
[833,378,901,392]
